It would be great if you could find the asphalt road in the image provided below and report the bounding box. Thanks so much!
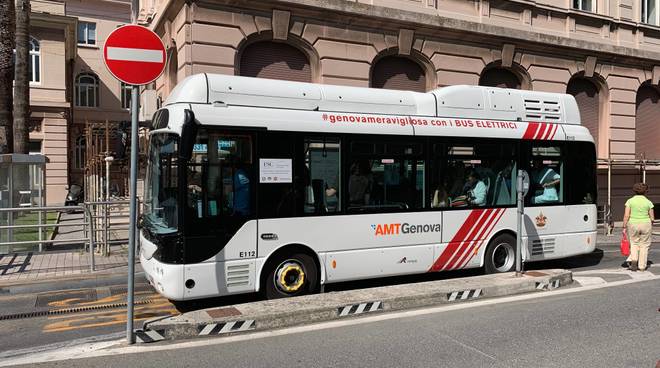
[11,276,660,367]
[0,239,655,358]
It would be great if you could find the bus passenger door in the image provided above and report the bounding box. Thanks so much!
[182,130,258,295]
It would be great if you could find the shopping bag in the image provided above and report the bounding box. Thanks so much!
[620,231,630,257]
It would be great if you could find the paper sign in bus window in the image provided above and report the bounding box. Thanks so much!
[260,159,293,183]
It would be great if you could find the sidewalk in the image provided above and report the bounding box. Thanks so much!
[0,245,141,294]
[50,211,87,250]
[596,231,660,245]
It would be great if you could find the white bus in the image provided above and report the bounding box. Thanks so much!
[140,74,597,301]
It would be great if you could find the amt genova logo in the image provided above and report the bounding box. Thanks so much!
[371,223,441,236]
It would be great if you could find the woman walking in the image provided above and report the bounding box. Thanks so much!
[622,183,655,271]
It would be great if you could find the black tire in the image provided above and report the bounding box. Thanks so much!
[262,252,319,299]
[484,233,517,274]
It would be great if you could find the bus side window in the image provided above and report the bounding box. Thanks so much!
[445,143,516,208]
[304,137,341,215]
[346,140,423,213]
[528,145,563,205]
[566,142,596,205]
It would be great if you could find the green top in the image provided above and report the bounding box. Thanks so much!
[625,195,654,224]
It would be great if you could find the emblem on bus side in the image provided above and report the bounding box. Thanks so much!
[535,212,547,228]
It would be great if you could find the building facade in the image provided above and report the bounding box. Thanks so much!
[29,1,77,204]
[30,0,131,204]
[140,0,660,220]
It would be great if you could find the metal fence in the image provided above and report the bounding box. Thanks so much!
[0,205,96,271]
[87,199,135,256]
[0,199,139,272]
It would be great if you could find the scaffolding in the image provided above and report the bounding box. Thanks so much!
[597,156,660,235]
[82,121,131,255]
[82,120,130,202]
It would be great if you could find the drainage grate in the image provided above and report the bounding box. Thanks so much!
[109,284,154,296]
[0,299,155,321]
[525,271,548,277]
[206,307,242,319]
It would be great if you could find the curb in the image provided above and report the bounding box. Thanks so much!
[141,270,572,343]
[0,272,147,296]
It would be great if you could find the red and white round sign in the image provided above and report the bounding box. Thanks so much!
[103,25,166,86]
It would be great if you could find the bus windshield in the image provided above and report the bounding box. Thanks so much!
[144,134,179,235]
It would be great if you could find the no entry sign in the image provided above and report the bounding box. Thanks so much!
[103,25,166,85]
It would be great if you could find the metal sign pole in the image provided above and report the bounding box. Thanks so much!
[516,170,524,277]
[126,0,139,346]
[126,85,138,345]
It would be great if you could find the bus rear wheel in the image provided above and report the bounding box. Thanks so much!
[263,252,318,299]
[484,233,516,274]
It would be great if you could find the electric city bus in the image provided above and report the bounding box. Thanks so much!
[139,74,597,301]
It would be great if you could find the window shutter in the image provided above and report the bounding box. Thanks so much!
[240,42,311,83]
[635,85,660,158]
[371,56,426,92]
[567,78,599,149]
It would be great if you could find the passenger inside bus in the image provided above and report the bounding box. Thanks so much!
[229,156,251,217]
[530,159,561,204]
[348,160,372,206]
[447,162,465,198]
[491,161,514,205]
[431,185,449,208]
[465,170,487,206]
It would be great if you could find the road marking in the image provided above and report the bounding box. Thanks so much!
[439,332,495,361]
[3,269,659,367]
[43,300,176,333]
[573,276,606,286]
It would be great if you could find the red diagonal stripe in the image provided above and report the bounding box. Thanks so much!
[539,124,551,140]
[445,209,497,270]
[449,208,502,270]
[534,123,548,140]
[547,124,559,140]
[522,123,540,140]
[456,208,507,269]
[541,124,555,140]
[429,209,485,272]
[444,209,493,271]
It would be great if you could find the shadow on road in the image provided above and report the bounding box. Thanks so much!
[171,248,614,312]
[527,248,605,271]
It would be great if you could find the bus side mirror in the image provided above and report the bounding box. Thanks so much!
[179,109,198,161]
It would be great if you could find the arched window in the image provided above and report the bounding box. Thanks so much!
[239,41,311,82]
[29,37,40,83]
[479,68,521,89]
[75,73,99,107]
[371,55,426,92]
[635,84,660,159]
[567,78,600,148]
[74,136,86,169]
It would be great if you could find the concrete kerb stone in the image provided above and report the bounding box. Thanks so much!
[142,269,572,343]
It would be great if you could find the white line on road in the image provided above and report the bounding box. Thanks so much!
[439,333,495,361]
[572,276,607,286]
[106,47,163,63]
[2,268,659,367]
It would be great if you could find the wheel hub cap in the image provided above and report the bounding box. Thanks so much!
[492,243,514,272]
[275,262,305,292]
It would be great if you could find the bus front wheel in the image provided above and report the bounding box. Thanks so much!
[262,252,319,299]
[484,233,516,274]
